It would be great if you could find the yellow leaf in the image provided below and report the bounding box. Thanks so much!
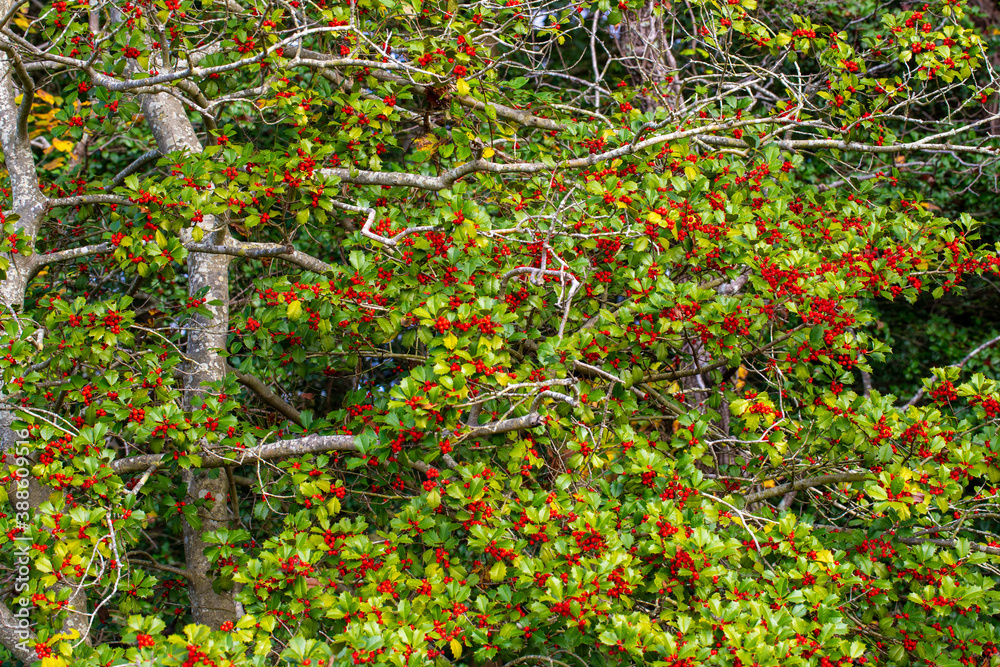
[736,365,748,390]
[489,562,506,581]
[42,157,65,170]
[35,90,56,104]
[51,138,75,153]
[455,78,470,96]
[450,640,463,659]
[443,331,458,349]
[482,147,495,158]
[411,133,439,156]
[763,479,776,488]
[287,300,303,320]
[814,550,834,563]
[41,657,67,667]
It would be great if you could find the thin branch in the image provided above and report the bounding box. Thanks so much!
[306,49,563,131]
[127,463,159,495]
[108,149,160,189]
[127,558,194,581]
[74,26,360,93]
[500,267,579,293]
[111,398,569,474]
[812,524,1000,556]
[894,535,1000,556]
[228,364,303,426]
[639,325,805,384]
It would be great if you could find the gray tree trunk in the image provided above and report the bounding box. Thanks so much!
[0,15,92,653]
[139,91,237,629]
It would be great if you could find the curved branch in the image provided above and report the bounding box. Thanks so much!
[0,41,32,141]
[80,26,359,93]
[321,119,1000,192]
[0,0,27,29]
[466,392,575,438]
[110,389,570,475]
[29,242,112,273]
[108,149,160,189]
[742,471,871,505]
[0,599,35,663]
[500,267,579,293]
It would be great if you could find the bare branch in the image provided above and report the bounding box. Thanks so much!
[185,242,334,273]
[228,364,303,426]
[500,267,580,293]
[0,41,33,141]
[0,0,27,30]
[108,149,160,189]
[29,242,112,272]
[110,434,361,474]
[46,194,133,210]
[464,392,575,439]
[467,413,542,438]
[0,599,35,664]
[128,559,194,580]
[742,471,872,505]
[321,119,1000,193]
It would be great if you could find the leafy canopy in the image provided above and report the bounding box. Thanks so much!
[2,0,1000,666]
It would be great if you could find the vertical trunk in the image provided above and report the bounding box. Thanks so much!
[613,2,681,110]
[179,242,235,628]
[0,11,92,646]
[0,40,47,308]
[139,91,237,628]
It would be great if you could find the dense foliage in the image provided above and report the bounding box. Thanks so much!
[1,0,1000,666]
